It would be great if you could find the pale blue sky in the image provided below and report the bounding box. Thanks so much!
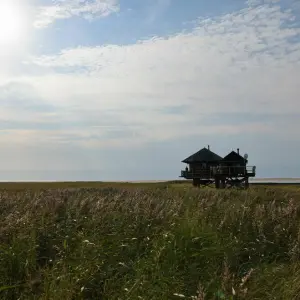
[0,0,300,180]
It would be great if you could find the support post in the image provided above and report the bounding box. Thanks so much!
[215,178,220,189]
[245,177,249,189]
[221,179,226,189]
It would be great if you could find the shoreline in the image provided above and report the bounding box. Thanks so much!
[0,178,299,184]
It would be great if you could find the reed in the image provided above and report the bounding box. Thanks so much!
[1,185,300,299]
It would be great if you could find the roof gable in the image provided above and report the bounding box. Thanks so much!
[182,147,223,163]
[222,151,247,163]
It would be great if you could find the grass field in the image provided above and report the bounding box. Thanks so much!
[1,182,300,299]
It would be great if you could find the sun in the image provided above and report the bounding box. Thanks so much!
[0,1,24,45]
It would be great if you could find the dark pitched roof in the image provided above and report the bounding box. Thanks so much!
[182,147,223,163]
[222,151,247,163]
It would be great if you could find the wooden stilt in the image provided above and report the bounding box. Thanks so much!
[193,179,197,187]
[221,179,226,189]
[245,177,249,189]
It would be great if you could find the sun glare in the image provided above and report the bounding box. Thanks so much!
[0,1,24,45]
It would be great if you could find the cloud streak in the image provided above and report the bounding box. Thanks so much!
[34,0,120,28]
[2,0,300,153]
[146,0,172,23]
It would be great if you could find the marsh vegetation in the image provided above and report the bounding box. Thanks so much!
[1,183,300,299]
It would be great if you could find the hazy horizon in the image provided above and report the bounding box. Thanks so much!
[0,172,299,183]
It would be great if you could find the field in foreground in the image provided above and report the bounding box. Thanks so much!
[1,183,300,299]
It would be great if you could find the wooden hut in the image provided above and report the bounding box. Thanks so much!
[180,145,223,187]
[180,146,256,189]
[215,148,256,188]
[220,148,247,176]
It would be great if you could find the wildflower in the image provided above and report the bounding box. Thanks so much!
[240,268,254,287]
[83,240,95,245]
[173,293,185,298]
[118,262,128,268]
[81,286,85,292]
[232,287,236,295]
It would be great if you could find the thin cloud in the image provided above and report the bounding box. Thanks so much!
[34,0,120,28]
[146,0,172,23]
[4,0,300,149]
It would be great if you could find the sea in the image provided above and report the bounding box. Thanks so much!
[0,178,299,184]
[130,178,300,184]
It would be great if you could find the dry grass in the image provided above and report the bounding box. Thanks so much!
[0,181,170,191]
[1,184,300,299]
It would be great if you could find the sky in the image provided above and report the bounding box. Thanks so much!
[0,0,300,181]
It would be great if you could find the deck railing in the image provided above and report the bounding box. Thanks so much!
[180,170,211,179]
[211,166,256,176]
[181,166,256,178]
[180,170,210,178]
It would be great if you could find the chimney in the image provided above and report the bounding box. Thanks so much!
[237,148,240,155]
[208,145,210,150]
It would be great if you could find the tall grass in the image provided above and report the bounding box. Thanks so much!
[1,186,300,299]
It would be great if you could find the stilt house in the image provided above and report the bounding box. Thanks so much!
[180,146,256,189]
[220,148,248,176]
[181,145,223,186]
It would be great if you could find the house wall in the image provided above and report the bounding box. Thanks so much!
[189,162,220,173]
[221,160,246,167]
[220,161,247,176]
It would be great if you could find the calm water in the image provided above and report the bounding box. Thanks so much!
[132,178,300,183]
[0,178,299,183]
[250,178,300,183]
